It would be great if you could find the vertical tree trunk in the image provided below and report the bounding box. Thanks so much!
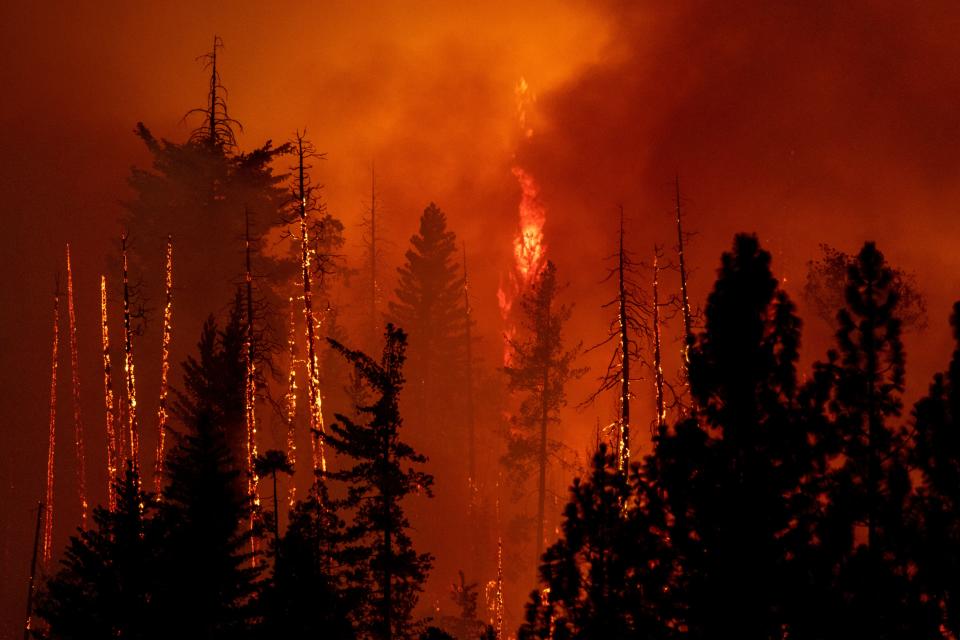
[617,206,631,469]
[66,245,87,527]
[24,501,44,640]
[653,250,666,432]
[675,176,693,381]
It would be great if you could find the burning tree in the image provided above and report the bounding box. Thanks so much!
[502,261,583,572]
[582,207,651,471]
[325,325,435,640]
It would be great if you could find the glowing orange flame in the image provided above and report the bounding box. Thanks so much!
[285,299,298,508]
[121,237,139,470]
[299,216,327,477]
[154,237,173,494]
[100,276,118,511]
[66,245,88,527]
[42,288,59,568]
[498,78,548,366]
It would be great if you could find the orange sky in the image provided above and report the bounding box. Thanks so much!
[4,1,960,634]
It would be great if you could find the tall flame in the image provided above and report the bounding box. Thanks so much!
[498,78,547,365]
[100,276,118,511]
[285,299,299,508]
[66,245,88,527]
[42,287,59,568]
[154,237,173,494]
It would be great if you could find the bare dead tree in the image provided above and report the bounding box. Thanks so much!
[582,206,651,470]
[185,35,242,150]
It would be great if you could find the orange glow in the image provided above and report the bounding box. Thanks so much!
[65,245,88,527]
[498,79,548,366]
[154,237,173,494]
[285,299,298,508]
[121,236,139,470]
[42,288,59,569]
[100,276,118,511]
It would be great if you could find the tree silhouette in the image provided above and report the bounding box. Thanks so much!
[519,444,673,639]
[502,260,583,572]
[253,449,293,563]
[36,468,158,639]
[153,307,260,638]
[806,242,934,637]
[659,234,809,636]
[326,324,435,639]
[911,301,960,636]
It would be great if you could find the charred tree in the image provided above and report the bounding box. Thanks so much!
[503,261,583,572]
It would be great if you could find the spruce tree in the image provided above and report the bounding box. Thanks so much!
[37,468,158,640]
[502,260,583,571]
[389,203,465,432]
[152,305,260,638]
[262,482,356,639]
[326,324,435,639]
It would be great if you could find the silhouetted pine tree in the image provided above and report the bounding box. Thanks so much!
[810,242,936,637]
[389,203,465,434]
[656,234,810,637]
[152,305,260,638]
[261,482,356,639]
[326,324,435,640]
[911,301,960,635]
[502,261,583,572]
[519,444,673,640]
[36,467,158,639]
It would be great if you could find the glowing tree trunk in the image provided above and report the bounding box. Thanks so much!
[100,276,118,511]
[42,287,59,569]
[243,210,260,561]
[368,165,379,348]
[616,210,631,470]
[121,234,139,470]
[154,237,173,494]
[294,134,326,477]
[675,176,693,382]
[285,300,298,508]
[652,250,666,433]
[65,245,87,527]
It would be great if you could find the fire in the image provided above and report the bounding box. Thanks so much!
[42,287,59,568]
[154,237,173,494]
[65,245,88,527]
[498,78,548,365]
[100,276,118,511]
[121,235,139,470]
[285,299,298,508]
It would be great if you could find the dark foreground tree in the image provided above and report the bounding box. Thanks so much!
[262,482,356,639]
[152,310,260,638]
[658,234,810,637]
[37,468,157,640]
[326,324,435,639]
[911,302,960,635]
[519,444,673,640]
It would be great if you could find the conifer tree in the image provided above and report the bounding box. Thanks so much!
[262,482,356,639]
[502,261,583,571]
[658,234,809,637]
[153,306,260,638]
[809,242,933,637]
[519,444,673,639]
[910,301,960,635]
[37,468,158,640]
[326,324,435,640]
[389,203,465,428]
